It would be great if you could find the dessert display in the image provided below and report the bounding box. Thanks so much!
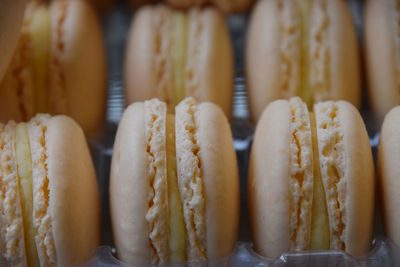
[246,0,360,123]
[110,98,239,264]
[248,97,374,257]
[0,114,100,266]
[0,0,107,135]
[124,5,234,119]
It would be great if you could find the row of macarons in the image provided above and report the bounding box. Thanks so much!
[1,0,398,138]
[1,96,399,266]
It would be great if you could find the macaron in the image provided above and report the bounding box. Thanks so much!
[124,5,233,119]
[378,106,400,248]
[0,114,100,266]
[0,0,26,82]
[0,0,107,135]
[246,0,360,123]
[248,97,374,258]
[365,0,400,122]
[110,98,239,264]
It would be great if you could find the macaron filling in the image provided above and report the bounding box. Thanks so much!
[29,5,50,113]
[170,13,188,109]
[14,123,40,267]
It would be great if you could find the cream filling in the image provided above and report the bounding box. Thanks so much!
[309,112,330,250]
[169,13,188,109]
[296,0,313,108]
[14,123,39,267]
[29,5,50,113]
[166,114,186,262]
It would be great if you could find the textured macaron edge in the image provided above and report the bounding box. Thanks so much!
[378,106,400,248]
[0,121,26,266]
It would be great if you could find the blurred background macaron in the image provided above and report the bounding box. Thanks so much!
[124,5,234,119]
[246,0,360,123]
[0,114,100,266]
[0,0,107,136]
[110,98,239,264]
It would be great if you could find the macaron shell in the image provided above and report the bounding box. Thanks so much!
[365,0,400,122]
[41,115,100,265]
[195,102,239,259]
[378,106,400,248]
[314,101,374,256]
[110,103,150,264]
[166,0,209,9]
[248,100,291,258]
[0,0,26,82]
[213,0,253,13]
[49,0,106,135]
[124,6,170,105]
[186,7,233,119]
[0,121,26,266]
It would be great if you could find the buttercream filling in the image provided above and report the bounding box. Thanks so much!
[29,5,50,113]
[14,123,40,267]
[309,112,330,250]
[288,98,314,251]
[166,114,186,262]
[175,98,206,261]
[169,13,188,109]
[0,122,26,265]
[314,102,346,250]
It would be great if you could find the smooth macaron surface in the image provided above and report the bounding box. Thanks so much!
[246,0,359,123]
[249,97,374,258]
[110,98,239,264]
[0,114,100,266]
[378,106,400,248]
[124,5,233,119]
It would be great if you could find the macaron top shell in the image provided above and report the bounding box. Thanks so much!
[249,98,374,258]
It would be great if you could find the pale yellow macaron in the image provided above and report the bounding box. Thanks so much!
[110,98,239,264]
[378,106,400,249]
[365,0,400,122]
[246,0,360,123]
[0,0,107,135]
[124,5,233,119]
[248,97,374,258]
[0,114,100,266]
